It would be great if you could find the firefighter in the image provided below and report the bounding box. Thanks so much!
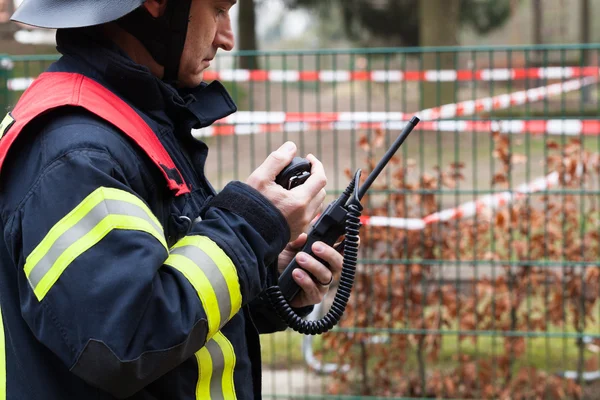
[0,0,342,398]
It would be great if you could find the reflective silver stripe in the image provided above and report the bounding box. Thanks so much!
[170,245,231,329]
[196,333,236,400]
[206,339,226,400]
[27,199,163,289]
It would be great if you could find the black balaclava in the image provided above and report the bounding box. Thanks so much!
[117,0,193,85]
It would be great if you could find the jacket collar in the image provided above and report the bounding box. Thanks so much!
[51,27,237,134]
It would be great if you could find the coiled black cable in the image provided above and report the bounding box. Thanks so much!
[266,202,362,335]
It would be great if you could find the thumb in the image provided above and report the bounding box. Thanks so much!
[253,141,297,181]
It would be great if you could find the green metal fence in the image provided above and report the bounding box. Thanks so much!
[2,44,600,399]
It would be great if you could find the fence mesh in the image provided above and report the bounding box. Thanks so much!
[2,44,600,399]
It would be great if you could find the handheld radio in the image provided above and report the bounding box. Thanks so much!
[266,116,421,335]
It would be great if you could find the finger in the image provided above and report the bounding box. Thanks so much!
[319,200,326,215]
[312,241,343,276]
[250,142,297,183]
[308,201,327,227]
[304,189,326,223]
[295,251,333,287]
[292,154,327,197]
[287,233,307,250]
[292,269,323,304]
[310,214,320,226]
[315,188,327,206]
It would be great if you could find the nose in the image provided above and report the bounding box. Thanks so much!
[215,17,235,51]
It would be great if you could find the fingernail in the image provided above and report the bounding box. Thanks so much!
[313,243,324,253]
[293,269,304,280]
[280,141,296,153]
[297,253,307,263]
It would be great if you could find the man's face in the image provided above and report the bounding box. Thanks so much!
[178,0,236,88]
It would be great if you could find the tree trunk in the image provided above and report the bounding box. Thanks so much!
[531,0,543,70]
[418,0,461,108]
[580,0,590,45]
[237,0,259,70]
[532,0,543,46]
[580,0,591,103]
[0,0,18,38]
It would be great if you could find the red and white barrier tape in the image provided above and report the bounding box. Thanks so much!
[201,66,599,83]
[359,171,560,230]
[6,77,34,92]
[5,68,590,232]
[7,67,599,92]
[422,172,559,225]
[416,76,597,121]
[193,77,598,137]
[193,119,600,137]
[10,76,597,136]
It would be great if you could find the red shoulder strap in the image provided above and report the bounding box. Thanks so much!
[0,72,190,196]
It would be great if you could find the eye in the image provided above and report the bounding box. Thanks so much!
[216,8,226,17]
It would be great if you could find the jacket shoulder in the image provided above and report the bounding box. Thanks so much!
[0,106,161,216]
[39,106,151,164]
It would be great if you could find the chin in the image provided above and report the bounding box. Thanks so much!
[179,72,205,88]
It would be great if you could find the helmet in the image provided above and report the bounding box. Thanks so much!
[11,0,145,29]
[11,0,193,84]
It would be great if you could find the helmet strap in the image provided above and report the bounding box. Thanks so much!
[116,0,192,85]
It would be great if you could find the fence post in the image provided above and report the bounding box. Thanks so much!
[0,55,12,114]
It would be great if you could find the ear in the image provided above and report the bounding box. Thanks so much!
[142,0,168,18]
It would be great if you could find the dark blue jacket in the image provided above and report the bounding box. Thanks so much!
[0,28,295,399]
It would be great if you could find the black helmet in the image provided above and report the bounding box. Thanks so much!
[11,0,193,84]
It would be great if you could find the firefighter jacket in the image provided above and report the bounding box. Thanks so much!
[0,28,299,399]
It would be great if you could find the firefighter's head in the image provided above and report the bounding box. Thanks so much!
[11,0,236,87]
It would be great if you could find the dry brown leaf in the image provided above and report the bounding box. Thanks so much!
[358,135,370,152]
[374,128,385,148]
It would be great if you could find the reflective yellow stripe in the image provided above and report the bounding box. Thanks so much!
[171,236,242,320]
[34,215,165,300]
[196,345,212,399]
[0,306,5,400]
[25,187,163,276]
[164,253,221,337]
[24,187,166,301]
[212,333,237,400]
[195,332,237,400]
[0,112,14,140]
[169,238,240,399]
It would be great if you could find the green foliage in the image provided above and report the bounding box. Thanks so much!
[282,0,516,46]
[459,0,514,35]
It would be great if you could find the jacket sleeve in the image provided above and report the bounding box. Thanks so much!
[247,263,314,334]
[3,148,290,398]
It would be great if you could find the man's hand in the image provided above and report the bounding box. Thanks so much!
[277,233,343,309]
[246,142,327,240]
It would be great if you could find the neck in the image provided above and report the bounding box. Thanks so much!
[102,23,165,79]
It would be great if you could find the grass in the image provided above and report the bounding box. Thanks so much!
[260,327,600,388]
[261,330,312,369]
[262,301,600,376]
[310,329,599,377]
